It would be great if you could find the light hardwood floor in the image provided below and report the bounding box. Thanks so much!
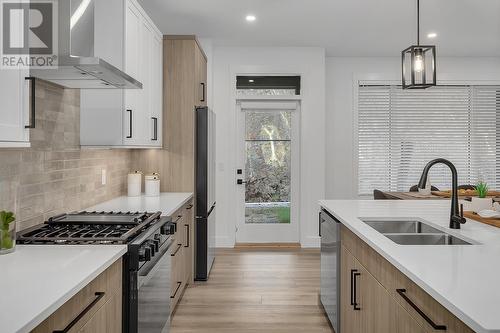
[171,248,334,333]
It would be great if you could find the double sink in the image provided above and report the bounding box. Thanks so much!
[360,219,474,245]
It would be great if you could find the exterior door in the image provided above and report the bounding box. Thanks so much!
[235,100,300,243]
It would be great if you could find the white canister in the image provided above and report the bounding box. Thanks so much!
[128,171,142,197]
[145,173,160,197]
[471,197,493,213]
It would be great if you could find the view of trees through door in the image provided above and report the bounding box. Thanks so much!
[245,110,291,224]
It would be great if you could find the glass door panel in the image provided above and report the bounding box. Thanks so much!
[244,111,291,224]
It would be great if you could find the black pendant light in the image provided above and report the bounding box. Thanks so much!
[402,0,436,89]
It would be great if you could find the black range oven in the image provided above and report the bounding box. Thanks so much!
[17,211,176,333]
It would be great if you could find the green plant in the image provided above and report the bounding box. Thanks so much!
[0,210,15,249]
[476,182,489,198]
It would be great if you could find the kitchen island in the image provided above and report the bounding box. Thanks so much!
[320,200,500,333]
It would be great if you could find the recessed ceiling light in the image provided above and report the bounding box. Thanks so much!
[427,32,437,38]
[246,15,256,22]
[248,79,254,83]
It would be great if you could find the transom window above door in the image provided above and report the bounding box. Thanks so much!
[357,84,500,196]
[236,76,301,96]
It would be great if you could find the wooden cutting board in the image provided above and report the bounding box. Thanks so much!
[432,190,500,198]
[463,211,500,228]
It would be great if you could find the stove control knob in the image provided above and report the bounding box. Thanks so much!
[139,247,151,262]
[152,239,160,252]
[161,223,175,235]
[148,241,156,256]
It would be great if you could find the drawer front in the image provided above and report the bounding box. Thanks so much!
[341,226,474,333]
[391,273,474,333]
[78,292,121,333]
[32,259,122,333]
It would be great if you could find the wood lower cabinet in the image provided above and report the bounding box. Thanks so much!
[340,225,474,333]
[32,259,122,333]
[170,199,194,315]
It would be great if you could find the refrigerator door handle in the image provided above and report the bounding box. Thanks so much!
[207,204,216,217]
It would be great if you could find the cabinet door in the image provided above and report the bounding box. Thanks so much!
[183,202,194,283]
[149,32,163,146]
[340,246,361,333]
[0,69,29,145]
[194,46,207,107]
[124,1,148,146]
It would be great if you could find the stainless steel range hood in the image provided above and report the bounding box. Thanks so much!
[30,0,142,89]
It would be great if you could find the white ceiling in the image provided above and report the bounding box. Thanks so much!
[138,0,500,57]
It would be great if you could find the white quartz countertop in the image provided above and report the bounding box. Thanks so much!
[86,192,193,216]
[0,245,127,333]
[319,200,500,333]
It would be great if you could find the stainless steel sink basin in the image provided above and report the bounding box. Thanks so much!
[385,234,473,245]
[363,220,442,234]
[360,218,475,245]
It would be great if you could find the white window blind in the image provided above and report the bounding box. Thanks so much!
[358,85,499,195]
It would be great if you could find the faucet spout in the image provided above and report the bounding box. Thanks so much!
[418,158,466,229]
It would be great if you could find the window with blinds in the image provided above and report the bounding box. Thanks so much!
[358,85,500,196]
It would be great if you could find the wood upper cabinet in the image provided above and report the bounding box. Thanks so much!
[32,259,122,333]
[340,225,474,333]
[194,45,208,107]
[0,68,30,147]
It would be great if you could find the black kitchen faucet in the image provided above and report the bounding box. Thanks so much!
[418,158,466,229]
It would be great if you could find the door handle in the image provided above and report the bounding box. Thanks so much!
[151,117,158,141]
[351,269,361,310]
[25,77,36,129]
[184,224,190,248]
[126,109,132,138]
[53,292,105,332]
[200,82,206,102]
[396,289,446,330]
[170,282,182,299]
[236,179,247,185]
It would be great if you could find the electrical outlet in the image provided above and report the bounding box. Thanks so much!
[101,169,107,185]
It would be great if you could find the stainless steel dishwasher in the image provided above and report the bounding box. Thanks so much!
[320,208,341,332]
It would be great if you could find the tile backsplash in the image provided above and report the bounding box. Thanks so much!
[0,80,132,231]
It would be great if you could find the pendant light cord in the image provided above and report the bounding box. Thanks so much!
[417,0,420,45]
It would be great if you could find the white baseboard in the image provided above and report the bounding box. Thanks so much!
[301,235,320,248]
[215,236,235,248]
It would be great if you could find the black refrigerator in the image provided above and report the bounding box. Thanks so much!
[195,106,216,281]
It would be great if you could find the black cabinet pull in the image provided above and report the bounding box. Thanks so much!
[200,82,205,102]
[53,292,105,332]
[170,281,182,299]
[396,289,446,330]
[350,269,356,306]
[126,109,133,138]
[353,270,361,310]
[171,243,182,257]
[186,204,193,210]
[25,77,36,129]
[319,212,322,237]
[151,117,158,141]
[184,224,190,248]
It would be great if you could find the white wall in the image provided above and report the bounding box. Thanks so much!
[213,47,326,248]
[326,57,500,199]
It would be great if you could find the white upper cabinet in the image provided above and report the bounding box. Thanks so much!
[0,68,30,147]
[80,0,163,148]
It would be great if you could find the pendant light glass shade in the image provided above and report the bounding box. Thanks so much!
[402,45,436,89]
[401,0,436,89]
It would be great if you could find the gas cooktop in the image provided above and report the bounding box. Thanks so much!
[17,211,164,245]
